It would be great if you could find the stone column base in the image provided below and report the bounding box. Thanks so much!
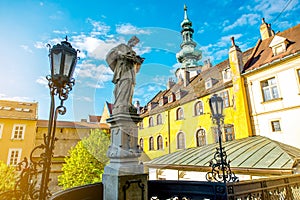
[103,173,148,200]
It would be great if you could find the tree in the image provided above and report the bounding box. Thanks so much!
[0,160,17,192]
[58,129,110,189]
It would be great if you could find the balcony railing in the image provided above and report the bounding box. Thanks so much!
[226,174,300,200]
[47,174,300,200]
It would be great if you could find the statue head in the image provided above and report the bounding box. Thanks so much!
[127,36,140,48]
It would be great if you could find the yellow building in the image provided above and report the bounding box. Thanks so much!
[0,100,38,166]
[138,6,252,160]
[34,119,110,193]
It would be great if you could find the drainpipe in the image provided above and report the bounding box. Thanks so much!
[168,110,171,154]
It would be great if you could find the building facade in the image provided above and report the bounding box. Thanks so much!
[243,20,300,148]
[138,7,252,160]
[138,6,300,163]
[0,100,38,166]
[34,119,110,193]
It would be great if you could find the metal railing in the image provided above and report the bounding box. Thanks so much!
[34,174,300,200]
[148,180,227,200]
[226,174,300,200]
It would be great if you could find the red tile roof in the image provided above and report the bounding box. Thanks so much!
[244,23,300,72]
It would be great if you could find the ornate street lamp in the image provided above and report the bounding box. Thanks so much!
[14,36,79,200]
[206,94,238,183]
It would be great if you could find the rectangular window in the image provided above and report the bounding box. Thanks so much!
[219,90,230,107]
[7,148,22,166]
[0,124,3,138]
[261,77,279,102]
[271,120,281,132]
[224,124,235,141]
[11,124,26,140]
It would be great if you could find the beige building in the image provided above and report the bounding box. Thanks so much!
[0,100,38,166]
[34,119,110,192]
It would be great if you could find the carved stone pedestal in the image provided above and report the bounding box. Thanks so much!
[103,113,148,199]
[103,173,148,200]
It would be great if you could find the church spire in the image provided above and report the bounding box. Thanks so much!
[176,5,202,69]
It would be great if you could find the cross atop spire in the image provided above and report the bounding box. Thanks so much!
[176,4,202,69]
[184,4,188,20]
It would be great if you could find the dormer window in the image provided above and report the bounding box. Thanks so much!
[159,98,164,106]
[269,35,289,56]
[175,89,186,100]
[205,79,212,89]
[168,93,174,103]
[148,102,158,111]
[205,78,218,89]
[222,68,232,82]
[159,97,167,106]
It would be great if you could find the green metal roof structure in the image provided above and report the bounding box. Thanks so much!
[145,136,300,176]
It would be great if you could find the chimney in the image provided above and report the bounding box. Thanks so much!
[229,36,243,74]
[260,18,275,40]
[202,59,212,71]
[184,70,190,87]
[167,78,176,89]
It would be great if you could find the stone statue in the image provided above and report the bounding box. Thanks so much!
[106,36,144,115]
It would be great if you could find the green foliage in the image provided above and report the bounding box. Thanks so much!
[0,160,17,192]
[58,129,110,189]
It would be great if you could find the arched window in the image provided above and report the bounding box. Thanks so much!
[149,137,154,150]
[157,135,163,150]
[139,138,144,150]
[196,129,206,147]
[176,108,184,120]
[149,117,154,127]
[157,114,162,125]
[194,101,204,116]
[177,132,185,149]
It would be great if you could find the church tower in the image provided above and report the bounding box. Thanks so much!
[176,5,202,85]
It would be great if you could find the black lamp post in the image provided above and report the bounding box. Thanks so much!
[14,36,78,200]
[38,36,78,200]
[206,94,238,183]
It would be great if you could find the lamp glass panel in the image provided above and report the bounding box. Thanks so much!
[217,98,223,115]
[63,53,74,77]
[210,100,217,116]
[52,52,62,76]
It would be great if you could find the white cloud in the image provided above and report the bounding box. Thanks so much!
[223,14,260,31]
[76,60,113,82]
[72,34,120,60]
[0,96,31,102]
[87,18,111,36]
[53,30,69,34]
[116,23,151,35]
[76,96,93,102]
[253,0,299,19]
[86,82,104,89]
[36,76,48,87]
[34,41,47,49]
[20,45,33,53]
[217,34,243,47]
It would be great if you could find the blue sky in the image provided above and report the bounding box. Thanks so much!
[0,0,299,121]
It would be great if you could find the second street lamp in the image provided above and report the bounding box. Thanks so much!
[206,94,238,183]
